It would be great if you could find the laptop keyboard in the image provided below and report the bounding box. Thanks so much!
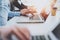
[31,35,52,40]
[29,14,43,20]
[0,35,52,40]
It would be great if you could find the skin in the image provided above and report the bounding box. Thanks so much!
[20,6,37,16]
[40,0,57,20]
[0,0,57,40]
[1,25,30,40]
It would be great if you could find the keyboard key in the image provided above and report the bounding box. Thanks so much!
[31,36,35,40]
[31,35,47,40]
[34,36,37,40]
[48,35,52,40]
[40,35,46,40]
[44,35,49,40]
[36,36,40,40]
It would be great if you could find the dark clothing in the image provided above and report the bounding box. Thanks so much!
[8,0,27,20]
[10,0,27,11]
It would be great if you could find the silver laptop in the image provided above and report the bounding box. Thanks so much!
[16,14,45,23]
[27,23,59,40]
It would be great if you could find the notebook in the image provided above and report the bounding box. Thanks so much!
[16,14,45,23]
[52,23,60,40]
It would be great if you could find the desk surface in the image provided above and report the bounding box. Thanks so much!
[7,11,60,35]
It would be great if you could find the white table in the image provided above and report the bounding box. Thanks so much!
[7,11,60,40]
[7,13,60,34]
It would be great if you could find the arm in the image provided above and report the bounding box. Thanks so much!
[0,0,9,26]
[8,11,21,18]
[1,25,30,40]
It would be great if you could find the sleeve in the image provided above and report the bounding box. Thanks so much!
[8,11,21,18]
[0,0,9,26]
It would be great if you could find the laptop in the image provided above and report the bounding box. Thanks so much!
[14,14,58,40]
[16,14,45,24]
[52,23,60,40]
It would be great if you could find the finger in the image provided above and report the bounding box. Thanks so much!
[15,26,30,40]
[23,28,30,40]
[12,27,25,40]
[1,27,12,40]
[20,28,30,40]
[16,27,30,40]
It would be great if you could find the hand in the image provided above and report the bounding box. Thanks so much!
[1,25,30,40]
[40,8,49,20]
[20,9,29,15]
[20,6,37,16]
[27,6,37,13]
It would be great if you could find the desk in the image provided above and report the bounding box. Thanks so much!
[7,11,60,40]
[7,13,60,34]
